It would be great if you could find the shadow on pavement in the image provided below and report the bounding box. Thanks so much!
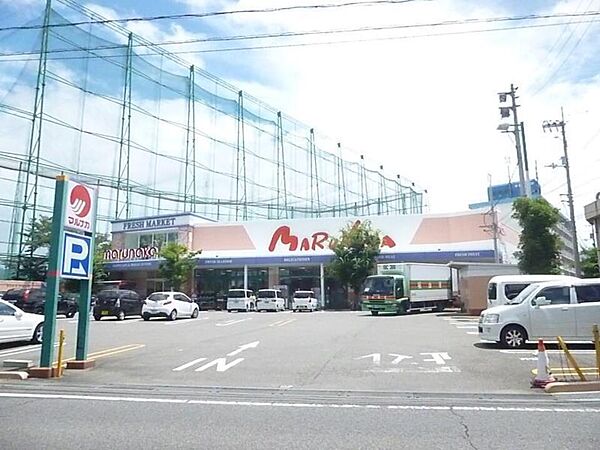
[473,341,596,351]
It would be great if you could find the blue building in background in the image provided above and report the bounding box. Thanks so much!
[469,180,541,210]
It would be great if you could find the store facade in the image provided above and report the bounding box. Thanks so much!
[104,210,515,307]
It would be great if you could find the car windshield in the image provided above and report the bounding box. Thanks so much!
[506,284,539,304]
[258,290,276,298]
[294,292,314,298]
[362,276,394,295]
[148,293,169,301]
[228,290,247,298]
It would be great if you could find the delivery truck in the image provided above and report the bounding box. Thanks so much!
[361,263,454,315]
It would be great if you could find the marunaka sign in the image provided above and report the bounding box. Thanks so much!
[267,225,396,252]
[103,246,159,261]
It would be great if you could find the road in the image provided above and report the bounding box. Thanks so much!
[1,310,599,448]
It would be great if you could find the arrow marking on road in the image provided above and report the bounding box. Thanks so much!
[355,353,381,365]
[172,357,207,372]
[195,357,244,372]
[227,341,260,357]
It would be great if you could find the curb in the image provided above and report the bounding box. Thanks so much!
[545,381,600,393]
[0,371,29,380]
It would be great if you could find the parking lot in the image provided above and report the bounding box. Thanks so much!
[2,309,597,393]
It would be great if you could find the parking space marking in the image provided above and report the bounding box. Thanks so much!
[0,343,58,358]
[216,318,252,327]
[466,332,479,335]
[456,325,478,329]
[269,319,296,327]
[173,357,208,372]
[165,319,201,326]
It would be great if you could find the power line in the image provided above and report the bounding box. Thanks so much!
[3,17,600,62]
[0,0,426,33]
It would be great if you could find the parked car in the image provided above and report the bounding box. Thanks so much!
[226,289,255,312]
[142,292,199,321]
[93,289,143,321]
[2,288,78,318]
[0,299,44,344]
[293,290,318,312]
[479,278,600,348]
[486,275,578,308]
[256,289,285,312]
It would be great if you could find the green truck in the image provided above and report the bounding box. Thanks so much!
[361,263,455,315]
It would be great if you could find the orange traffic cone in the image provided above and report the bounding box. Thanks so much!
[531,339,555,388]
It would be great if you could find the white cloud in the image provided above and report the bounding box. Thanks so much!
[173,0,600,244]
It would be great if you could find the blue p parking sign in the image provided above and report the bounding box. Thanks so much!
[61,231,92,280]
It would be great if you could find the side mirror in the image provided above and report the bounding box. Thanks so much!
[533,296,550,307]
[14,311,23,319]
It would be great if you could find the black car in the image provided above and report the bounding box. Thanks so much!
[93,289,143,321]
[2,288,78,317]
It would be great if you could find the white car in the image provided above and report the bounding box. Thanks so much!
[256,289,285,312]
[142,292,199,321]
[0,299,44,344]
[227,289,256,312]
[293,290,318,312]
[479,279,600,348]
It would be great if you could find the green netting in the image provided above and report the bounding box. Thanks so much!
[0,1,424,265]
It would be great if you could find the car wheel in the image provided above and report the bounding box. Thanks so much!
[191,308,199,319]
[435,302,446,313]
[227,309,232,313]
[371,311,379,316]
[501,325,528,349]
[116,310,125,321]
[169,309,178,321]
[65,308,76,319]
[94,315,102,321]
[31,323,43,344]
[142,314,150,321]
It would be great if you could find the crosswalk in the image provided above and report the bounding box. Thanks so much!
[442,315,479,335]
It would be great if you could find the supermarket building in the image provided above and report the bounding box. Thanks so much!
[103,209,518,307]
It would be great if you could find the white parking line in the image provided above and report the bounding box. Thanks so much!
[216,318,252,327]
[0,343,59,358]
[172,357,208,372]
[466,332,479,335]
[269,319,296,327]
[456,326,478,329]
[165,319,200,326]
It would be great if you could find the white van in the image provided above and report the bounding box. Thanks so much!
[487,275,577,308]
[256,289,285,312]
[226,289,255,312]
[293,290,318,312]
[479,278,600,348]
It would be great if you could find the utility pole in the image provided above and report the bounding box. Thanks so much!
[542,108,581,277]
[498,84,530,197]
[483,174,500,263]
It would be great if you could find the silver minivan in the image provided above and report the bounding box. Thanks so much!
[480,278,600,348]
[487,275,577,308]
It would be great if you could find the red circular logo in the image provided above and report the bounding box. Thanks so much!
[70,184,91,218]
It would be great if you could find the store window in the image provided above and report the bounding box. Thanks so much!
[124,231,179,249]
[195,267,269,298]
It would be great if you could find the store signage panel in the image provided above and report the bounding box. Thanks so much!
[103,246,159,261]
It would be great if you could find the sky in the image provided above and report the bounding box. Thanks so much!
[1,0,600,247]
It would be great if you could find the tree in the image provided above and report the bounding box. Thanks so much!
[158,242,200,291]
[12,216,53,280]
[327,220,381,307]
[512,197,561,274]
[581,247,599,278]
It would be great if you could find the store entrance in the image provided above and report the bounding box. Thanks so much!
[278,266,321,308]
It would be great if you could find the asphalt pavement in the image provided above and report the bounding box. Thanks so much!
[1,309,599,448]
